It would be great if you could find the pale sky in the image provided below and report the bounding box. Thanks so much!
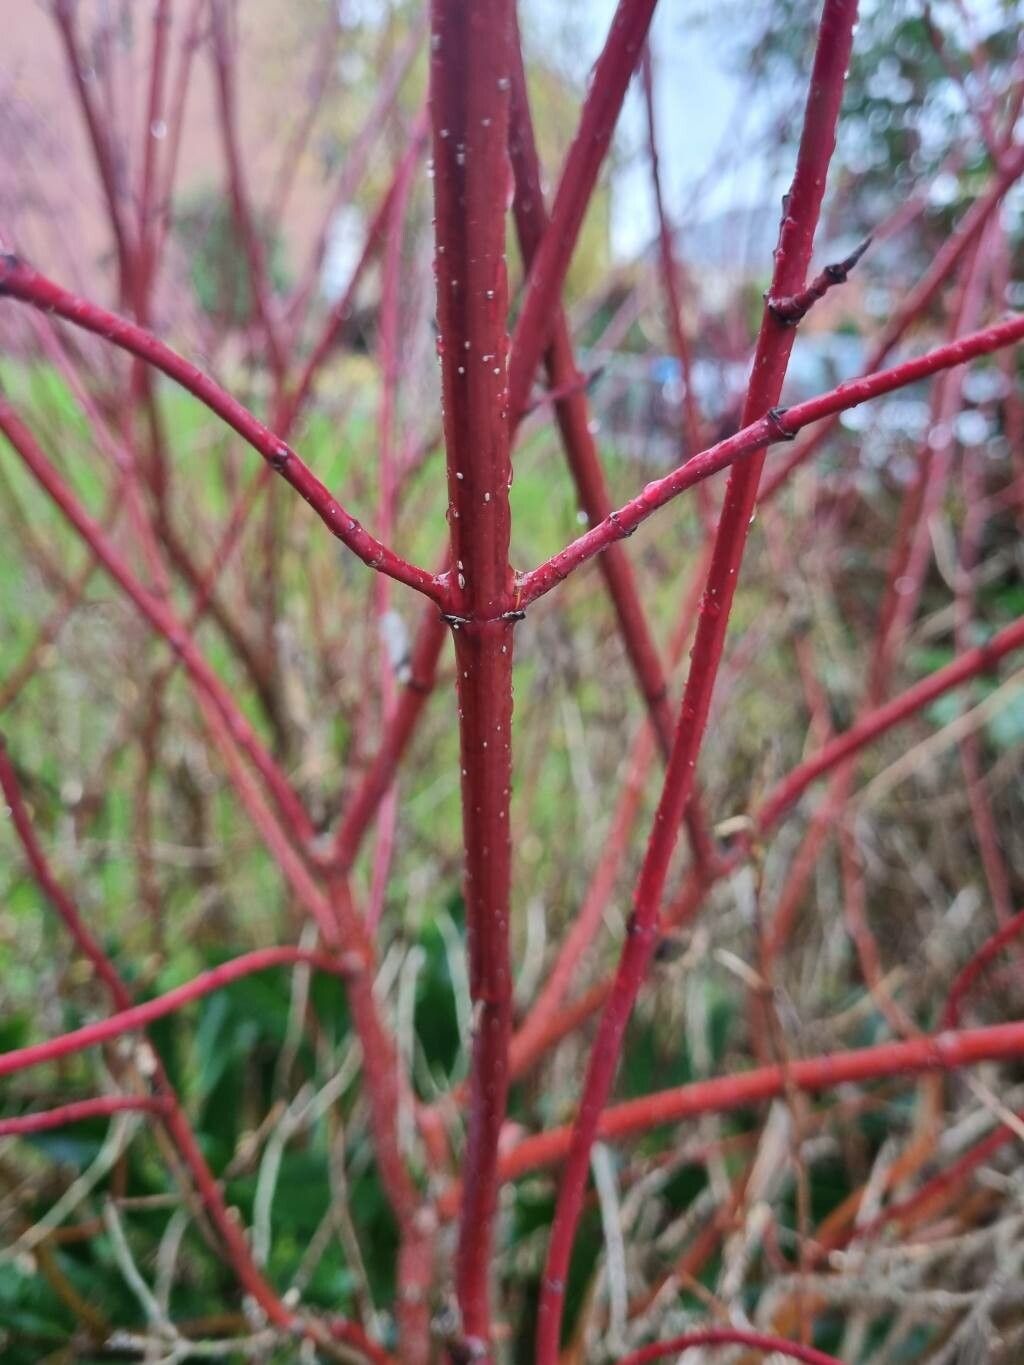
[526,0,781,259]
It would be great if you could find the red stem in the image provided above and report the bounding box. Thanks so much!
[0,398,316,848]
[497,1017,1024,1182]
[760,139,1024,501]
[534,10,858,1349]
[329,602,448,872]
[507,0,658,427]
[757,611,1024,831]
[507,23,716,877]
[52,0,135,302]
[519,312,1024,605]
[0,255,442,602]
[640,46,713,521]
[208,0,286,379]
[0,948,354,1080]
[943,906,1024,1028]
[0,740,296,1328]
[284,20,426,343]
[826,1111,1023,1252]
[477,607,1024,1087]
[615,1330,842,1365]
[429,0,516,1351]
[288,118,429,427]
[0,1096,168,1140]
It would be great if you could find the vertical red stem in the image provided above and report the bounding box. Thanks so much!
[429,1,515,1352]
[533,6,859,1359]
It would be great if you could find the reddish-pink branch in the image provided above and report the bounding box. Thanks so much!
[761,138,1024,501]
[519,312,1024,605]
[943,906,1024,1028]
[0,398,316,847]
[135,0,171,303]
[429,2,516,1351]
[507,21,716,876]
[640,45,713,527]
[826,1111,1024,1253]
[0,255,442,602]
[208,0,286,378]
[52,0,135,300]
[2,732,422,1353]
[534,9,859,1350]
[0,741,297,1328]
[285,20,426,342]
[496,1018,1024,1184]
[0,1096,169,1140]
[757,612,1024,830]
[509,553,709,1075]
[266,5,343,228]
[507,0,658,426]
[0,948,354,1080]
[470,609,1024,1087]
[288,117,429,423]
[328,603,448,872]
[954,419,1016,924]
[615,1330,842,1365]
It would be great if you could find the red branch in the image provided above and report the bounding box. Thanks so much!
[615,1329,842,1365]
[518,312,1024,605]
[0,740,296,1328]
[761,139,1024,500]
[209,0,286,378]
[495,1018,1024,1183]
[429,2,516,1352]
[507,18,716,876]
[0,948,354,1080]
[0,398,316,848]
[943,906,1024,1028]
[489,611,1024,1088]
[0,255,442,602]
[506,0,658,426]
[0,1096,169,1139]
[767,235,872,325]
[757,611,1024,830]
[533,10,859,1353]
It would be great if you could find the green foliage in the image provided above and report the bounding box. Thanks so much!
[173,189,290,328]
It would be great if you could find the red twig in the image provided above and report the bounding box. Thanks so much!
[507,0,658,428]
[479,609,1024,1087]
[767,235,872,326]
[208,0,286,379]
[285,19,426,342]
[507,19,716,877]
[534,10,858,1346]
[757,611,1024,830]
[329,604,448,872]
[0,1096,169,1140]
[0,947,356,1080]
[497,1018,1024,1182]
[519,314,1024,605]
[761,139,1024,500]
[943,907,1024,1028]
[52,0,135,301]
[640,46,712,502]
[0,255,442,602]
[615,1329,842,1365]
[0,397,316,847]
[0,740,297,1328]
[827,1112,1024,1252]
